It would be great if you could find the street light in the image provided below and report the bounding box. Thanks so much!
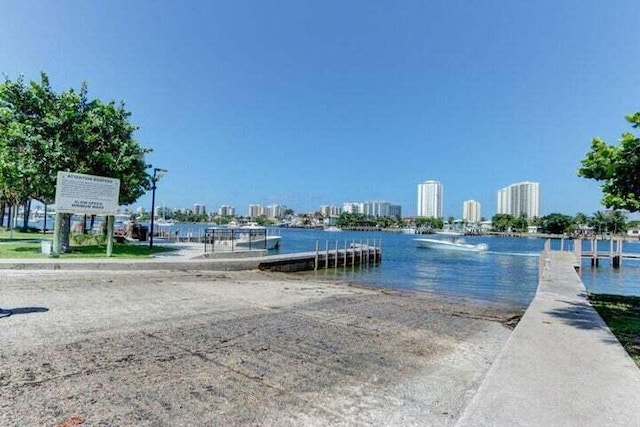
[149,167,168,251]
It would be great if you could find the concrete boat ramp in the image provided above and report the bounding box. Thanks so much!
[457,250,640,426]
[2,244,640,425]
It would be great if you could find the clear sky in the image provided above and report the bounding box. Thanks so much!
[2,1,639,218]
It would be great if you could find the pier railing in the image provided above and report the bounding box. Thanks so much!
[313,238,382,270]
[543,237,627,269]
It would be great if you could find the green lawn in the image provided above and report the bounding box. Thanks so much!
[589,293,640,367]
[0,229,176,258]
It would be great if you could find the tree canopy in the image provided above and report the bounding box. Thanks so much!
[0,73,152,209]
[578,112,640,212]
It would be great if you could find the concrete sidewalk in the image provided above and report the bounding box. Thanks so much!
[0,241,268,271]
[457,251,640,426]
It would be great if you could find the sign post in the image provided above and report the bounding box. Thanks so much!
[53,172,120,256]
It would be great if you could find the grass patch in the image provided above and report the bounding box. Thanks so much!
[0,227,48,242]
[0,240,177,259]
[589,293,640,367]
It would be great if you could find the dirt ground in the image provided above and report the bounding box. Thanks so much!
[0,270,522,426]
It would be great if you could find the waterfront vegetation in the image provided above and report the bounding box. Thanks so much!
[589,294,640,367]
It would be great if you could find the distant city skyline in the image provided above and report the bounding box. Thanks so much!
[5,2,637,218]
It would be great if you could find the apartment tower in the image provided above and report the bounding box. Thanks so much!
[463,200,481,223]
[497,182,540,218]
[417,180,443,218]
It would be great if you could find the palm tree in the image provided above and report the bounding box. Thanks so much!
[589,211,607,237]
[608,210,627,235]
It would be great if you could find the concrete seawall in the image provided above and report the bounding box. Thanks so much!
[456,251,640,426]
[0,245,381,272]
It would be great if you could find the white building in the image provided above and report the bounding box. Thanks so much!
[342,202,363,214]
[320,205,342,217]
[417,180,443,218]
[265,204,287,219]
[362,201,402,218]
[218,205,235,217]
[193,204,206,215]
[497,182,540,218]
[248,204,263,218]
[463,200,481,223]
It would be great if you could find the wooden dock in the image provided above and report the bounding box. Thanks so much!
[199,237,383,272]
[552,237,640,268]
[258,244,382,272]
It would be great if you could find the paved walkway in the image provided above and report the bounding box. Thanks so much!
[0,241,268,271]
[456,251,640,426]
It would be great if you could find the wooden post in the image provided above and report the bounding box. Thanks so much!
[325,241,329,269]
[610,239,614,258]
[365,239,369,265]
[351,240,356,270]
[106,215,114,257]
[372,238,376,264]
[612,255,621,268]
[344,240,348,267]
[314,241,319,270]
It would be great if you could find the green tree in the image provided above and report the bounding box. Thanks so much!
[415,216,444,230]
[491,214,515,232]
[607,210,627,235]
[541,213,573,235]
[589,211,608,237]
[0,73,152,247]
[574,212,588,227]
[513,214,529,233]
[579,112,640,211]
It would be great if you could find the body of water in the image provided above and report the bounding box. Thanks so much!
[21,219,640,308]
[163,225,640,308]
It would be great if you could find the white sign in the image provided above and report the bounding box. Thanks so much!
[54,172,121,215]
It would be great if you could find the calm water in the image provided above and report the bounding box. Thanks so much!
[24,219,640,307]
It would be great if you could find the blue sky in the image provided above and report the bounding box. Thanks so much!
[2,1,639,217]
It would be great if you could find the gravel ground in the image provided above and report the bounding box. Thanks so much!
[0,270,521,426]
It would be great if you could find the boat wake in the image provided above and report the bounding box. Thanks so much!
[486,251,539,257]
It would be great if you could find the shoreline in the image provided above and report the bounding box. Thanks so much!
[1,269,521,426]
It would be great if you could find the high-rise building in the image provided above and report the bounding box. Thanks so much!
[320,205,342,217]
[194,204,206,215]
[497,182,540,218]
[362,201,402,218]
[342,202,363,214]
[248,204,263,218]
[265,204,287,219]
[218,205,235,217]
[463,200,481,223]
[417,180,443,218]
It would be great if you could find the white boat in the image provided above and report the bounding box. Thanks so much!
[401,228,416,234]
[324,226,342,232]
[414,231,488,252]
[234,233,282,250]
[208,225,281,250]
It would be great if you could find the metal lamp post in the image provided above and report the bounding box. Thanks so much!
[149,167,167,251]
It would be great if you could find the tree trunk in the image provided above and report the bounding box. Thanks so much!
[60,213,72,253]
[0,200,5,227]
[21,199,31,231]
[6,204,12,230]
